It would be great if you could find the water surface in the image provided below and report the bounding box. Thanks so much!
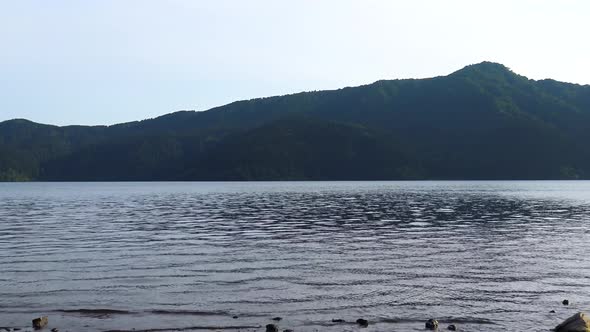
[1,181,590,331]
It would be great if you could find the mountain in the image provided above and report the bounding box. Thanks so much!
[2,61,590,181]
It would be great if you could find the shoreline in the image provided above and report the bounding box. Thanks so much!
[0,308,580,332]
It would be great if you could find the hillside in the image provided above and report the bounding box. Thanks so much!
[1,61,590,181]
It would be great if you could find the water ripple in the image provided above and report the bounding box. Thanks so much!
[1,181,590,331]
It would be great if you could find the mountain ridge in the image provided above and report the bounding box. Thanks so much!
[5,61,589,128]
[2,61,590,181]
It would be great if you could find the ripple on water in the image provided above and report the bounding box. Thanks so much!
[1,181,590,332]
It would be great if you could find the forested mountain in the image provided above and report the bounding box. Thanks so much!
[2,62,590,181]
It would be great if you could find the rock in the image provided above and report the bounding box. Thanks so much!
[51,329,59,332]
[32,316,48,329]
[272,317,282,321]
[332,319,345,323]
[283,330,294,332]
[564,299,570,305]
[447,324,457,330]
[425,318,439,330]
[266,324,279,332]
[356,318,369,327]
[232,315,238,319]
[551,310,557,313]
[555,312,590,332]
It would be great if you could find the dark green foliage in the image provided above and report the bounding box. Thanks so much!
[186,116,424,180]
[1,61,589,181]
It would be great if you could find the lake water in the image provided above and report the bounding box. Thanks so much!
[1,181,590,332]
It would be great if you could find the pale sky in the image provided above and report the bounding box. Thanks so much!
[1,0,589,126]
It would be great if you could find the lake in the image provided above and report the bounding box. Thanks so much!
[1,181,590,331]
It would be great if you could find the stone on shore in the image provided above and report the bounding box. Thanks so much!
[32,316,48,329]
[447,324,457,330]
[425,318,439,330]
[555,312,590,332]
[563,299,570,306]
[266,323,279,332]
[356,318,369,327]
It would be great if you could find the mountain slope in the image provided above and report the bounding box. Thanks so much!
[184,116,423,181]
[1,61,589,181]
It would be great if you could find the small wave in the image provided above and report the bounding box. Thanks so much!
[148,309,230,316]
[56,308,233,317]
[56,309,132,315]
[104,325,262,332]
[381,316,496,325]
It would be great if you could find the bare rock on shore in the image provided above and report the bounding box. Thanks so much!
[555,312,590,332]
[425,318,439,330]
[32,317,48,329]
[266,324,279,332]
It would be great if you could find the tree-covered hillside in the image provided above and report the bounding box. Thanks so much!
[1,62,589,181]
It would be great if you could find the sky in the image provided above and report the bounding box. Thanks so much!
[0,0,589,126]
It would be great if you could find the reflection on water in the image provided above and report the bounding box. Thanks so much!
[1,181,590,332]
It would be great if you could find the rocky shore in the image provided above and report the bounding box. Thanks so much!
[3,301,588,332]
